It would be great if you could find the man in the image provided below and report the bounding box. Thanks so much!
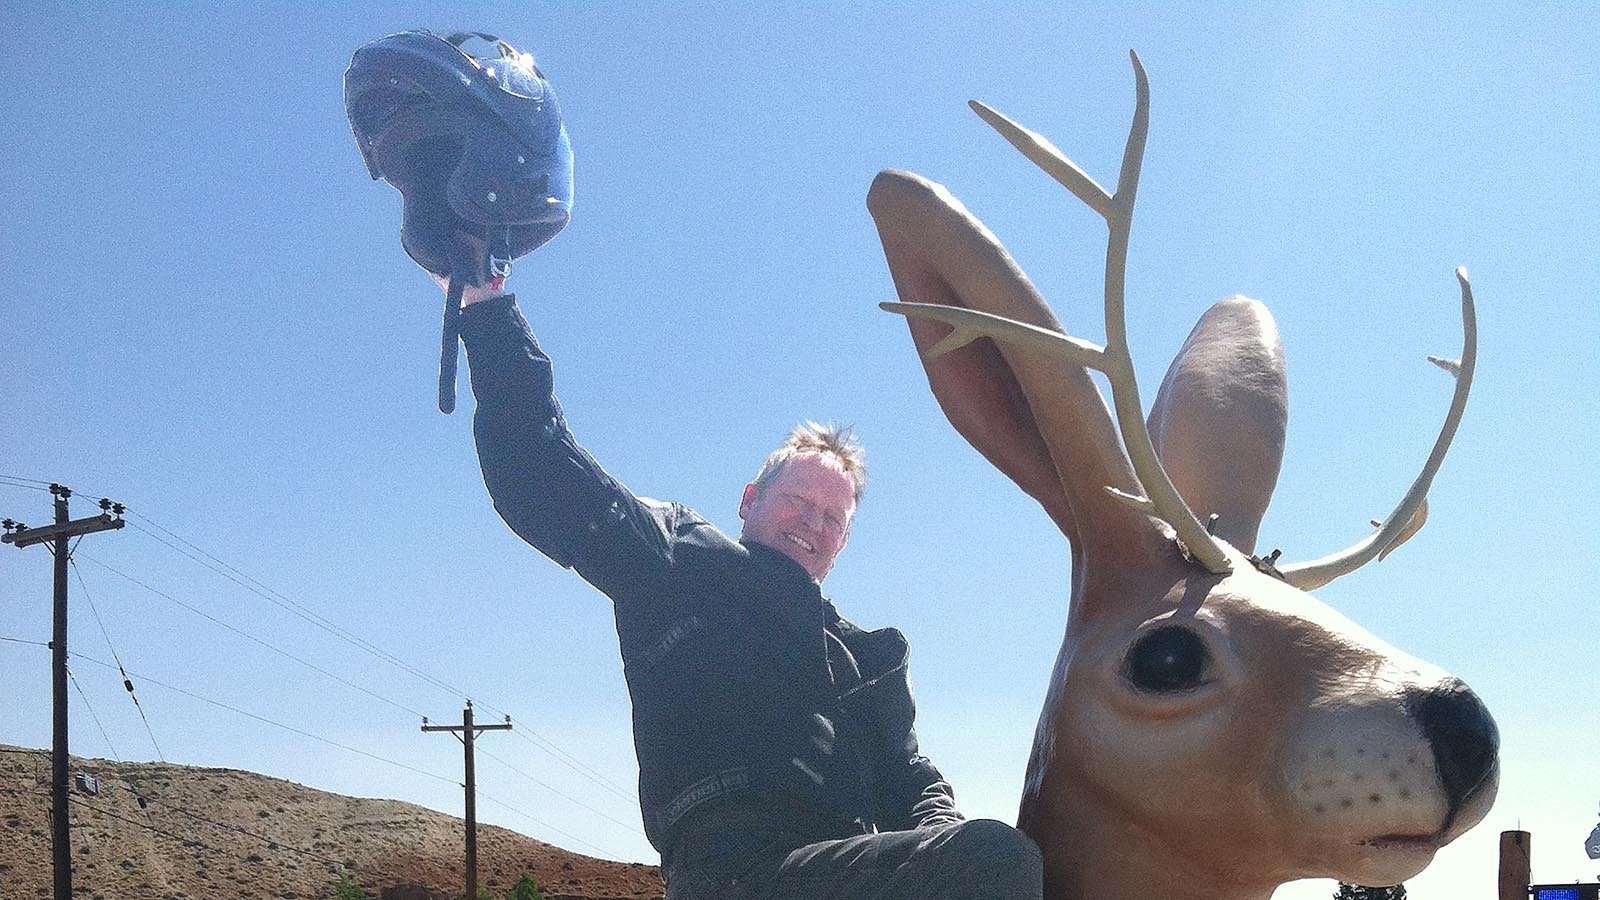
[447,274,1042,899]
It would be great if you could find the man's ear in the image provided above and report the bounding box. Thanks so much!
[738,483,758,520]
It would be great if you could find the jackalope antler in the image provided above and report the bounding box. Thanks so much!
[868,51,1497,900]
[884,51,1477,586]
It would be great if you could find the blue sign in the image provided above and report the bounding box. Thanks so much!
[1530,886,1599,900]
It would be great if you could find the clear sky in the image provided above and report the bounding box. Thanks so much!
[3,3,1596,898]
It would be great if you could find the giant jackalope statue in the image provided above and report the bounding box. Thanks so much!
[869,52,1498,900]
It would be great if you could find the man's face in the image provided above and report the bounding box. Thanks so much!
[739,452,857,581]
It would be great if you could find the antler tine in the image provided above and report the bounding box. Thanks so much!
[1095,52,1232,574]
[879,301,1108,365]
[1280,268,1479,591]
[968,101,1116,222]
[960,50,1234,574]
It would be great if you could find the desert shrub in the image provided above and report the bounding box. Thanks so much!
[333,871,367,900]
[505,874,545,900]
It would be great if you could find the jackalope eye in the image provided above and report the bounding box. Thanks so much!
[1125,626,1209,693]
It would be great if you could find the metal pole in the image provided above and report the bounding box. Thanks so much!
[51,488,70,900]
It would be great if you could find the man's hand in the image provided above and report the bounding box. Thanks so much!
[429,233,506,306]
[431,272,506,307]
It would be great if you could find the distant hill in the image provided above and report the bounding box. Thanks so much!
[0,745,663,900]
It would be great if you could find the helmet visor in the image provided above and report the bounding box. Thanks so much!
[447,33,548,102]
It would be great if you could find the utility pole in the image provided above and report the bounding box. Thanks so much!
[423,700,511,900]
[3,484,125,900]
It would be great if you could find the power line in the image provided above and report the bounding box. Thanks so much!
[72,773,578,876]
[127,515,469,703]
[66,651,460,789]
[146,800,352,869]
[509,727,637,804]
[478,745,644,836]
[55,666,165,833]
[1,635,51,648]
[66,666,122,761]
[8,720,399,872]
[14,477,624,784]
[118,516,538,731]
[69,795,218,851]
[0,475,115,504]
[475,789,616,859]
[75,793,352,881]
[27,741,627,871]
[69,559,166,762]
[3,488,425,713]
[11,479,641,827]
[74,553,428,720]
[95,656,632,862]
[68,793,353,874]
[98,661,599,864]
[0,474,56,496]
[0,743,55,798]
[11,613,642,848]
[3,698,628,866]
[120,511,636,804]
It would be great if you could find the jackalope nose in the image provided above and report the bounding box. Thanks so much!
[1409,678,1499,814]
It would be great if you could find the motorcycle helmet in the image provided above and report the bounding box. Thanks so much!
[345,30,573,412]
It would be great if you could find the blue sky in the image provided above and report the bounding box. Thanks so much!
[3,4,1596,897]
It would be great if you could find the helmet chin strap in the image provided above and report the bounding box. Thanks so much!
[437,274,464,415]
[437,228,512,414]
[437,239,477,415]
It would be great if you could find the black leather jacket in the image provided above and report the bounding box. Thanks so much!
[459,296,961,853]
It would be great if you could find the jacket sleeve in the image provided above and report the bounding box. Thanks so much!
[459,294,674,601]
[835,622,965,831]
[873,733,964,831]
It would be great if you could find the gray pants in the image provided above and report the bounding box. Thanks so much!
[663,816,1043,900]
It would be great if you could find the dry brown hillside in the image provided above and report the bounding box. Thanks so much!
[1,745,663,900]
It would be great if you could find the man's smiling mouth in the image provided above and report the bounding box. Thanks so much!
[783,532,815,553]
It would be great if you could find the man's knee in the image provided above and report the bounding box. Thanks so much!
[948,818,1041,863]
[940,818,1042,894]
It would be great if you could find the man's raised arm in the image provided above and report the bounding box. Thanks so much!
[453,282,674,598]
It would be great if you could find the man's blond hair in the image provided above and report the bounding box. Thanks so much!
[752,421,867,502]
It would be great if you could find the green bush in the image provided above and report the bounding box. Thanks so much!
[333,871,367,900]
[449,873,544,900]
[505,874,545,900]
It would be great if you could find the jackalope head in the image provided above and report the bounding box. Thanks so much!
[868,52,1498,900]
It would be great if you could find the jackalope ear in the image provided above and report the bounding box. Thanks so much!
[868,169,1150,554]
[1146,297,1287,555]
